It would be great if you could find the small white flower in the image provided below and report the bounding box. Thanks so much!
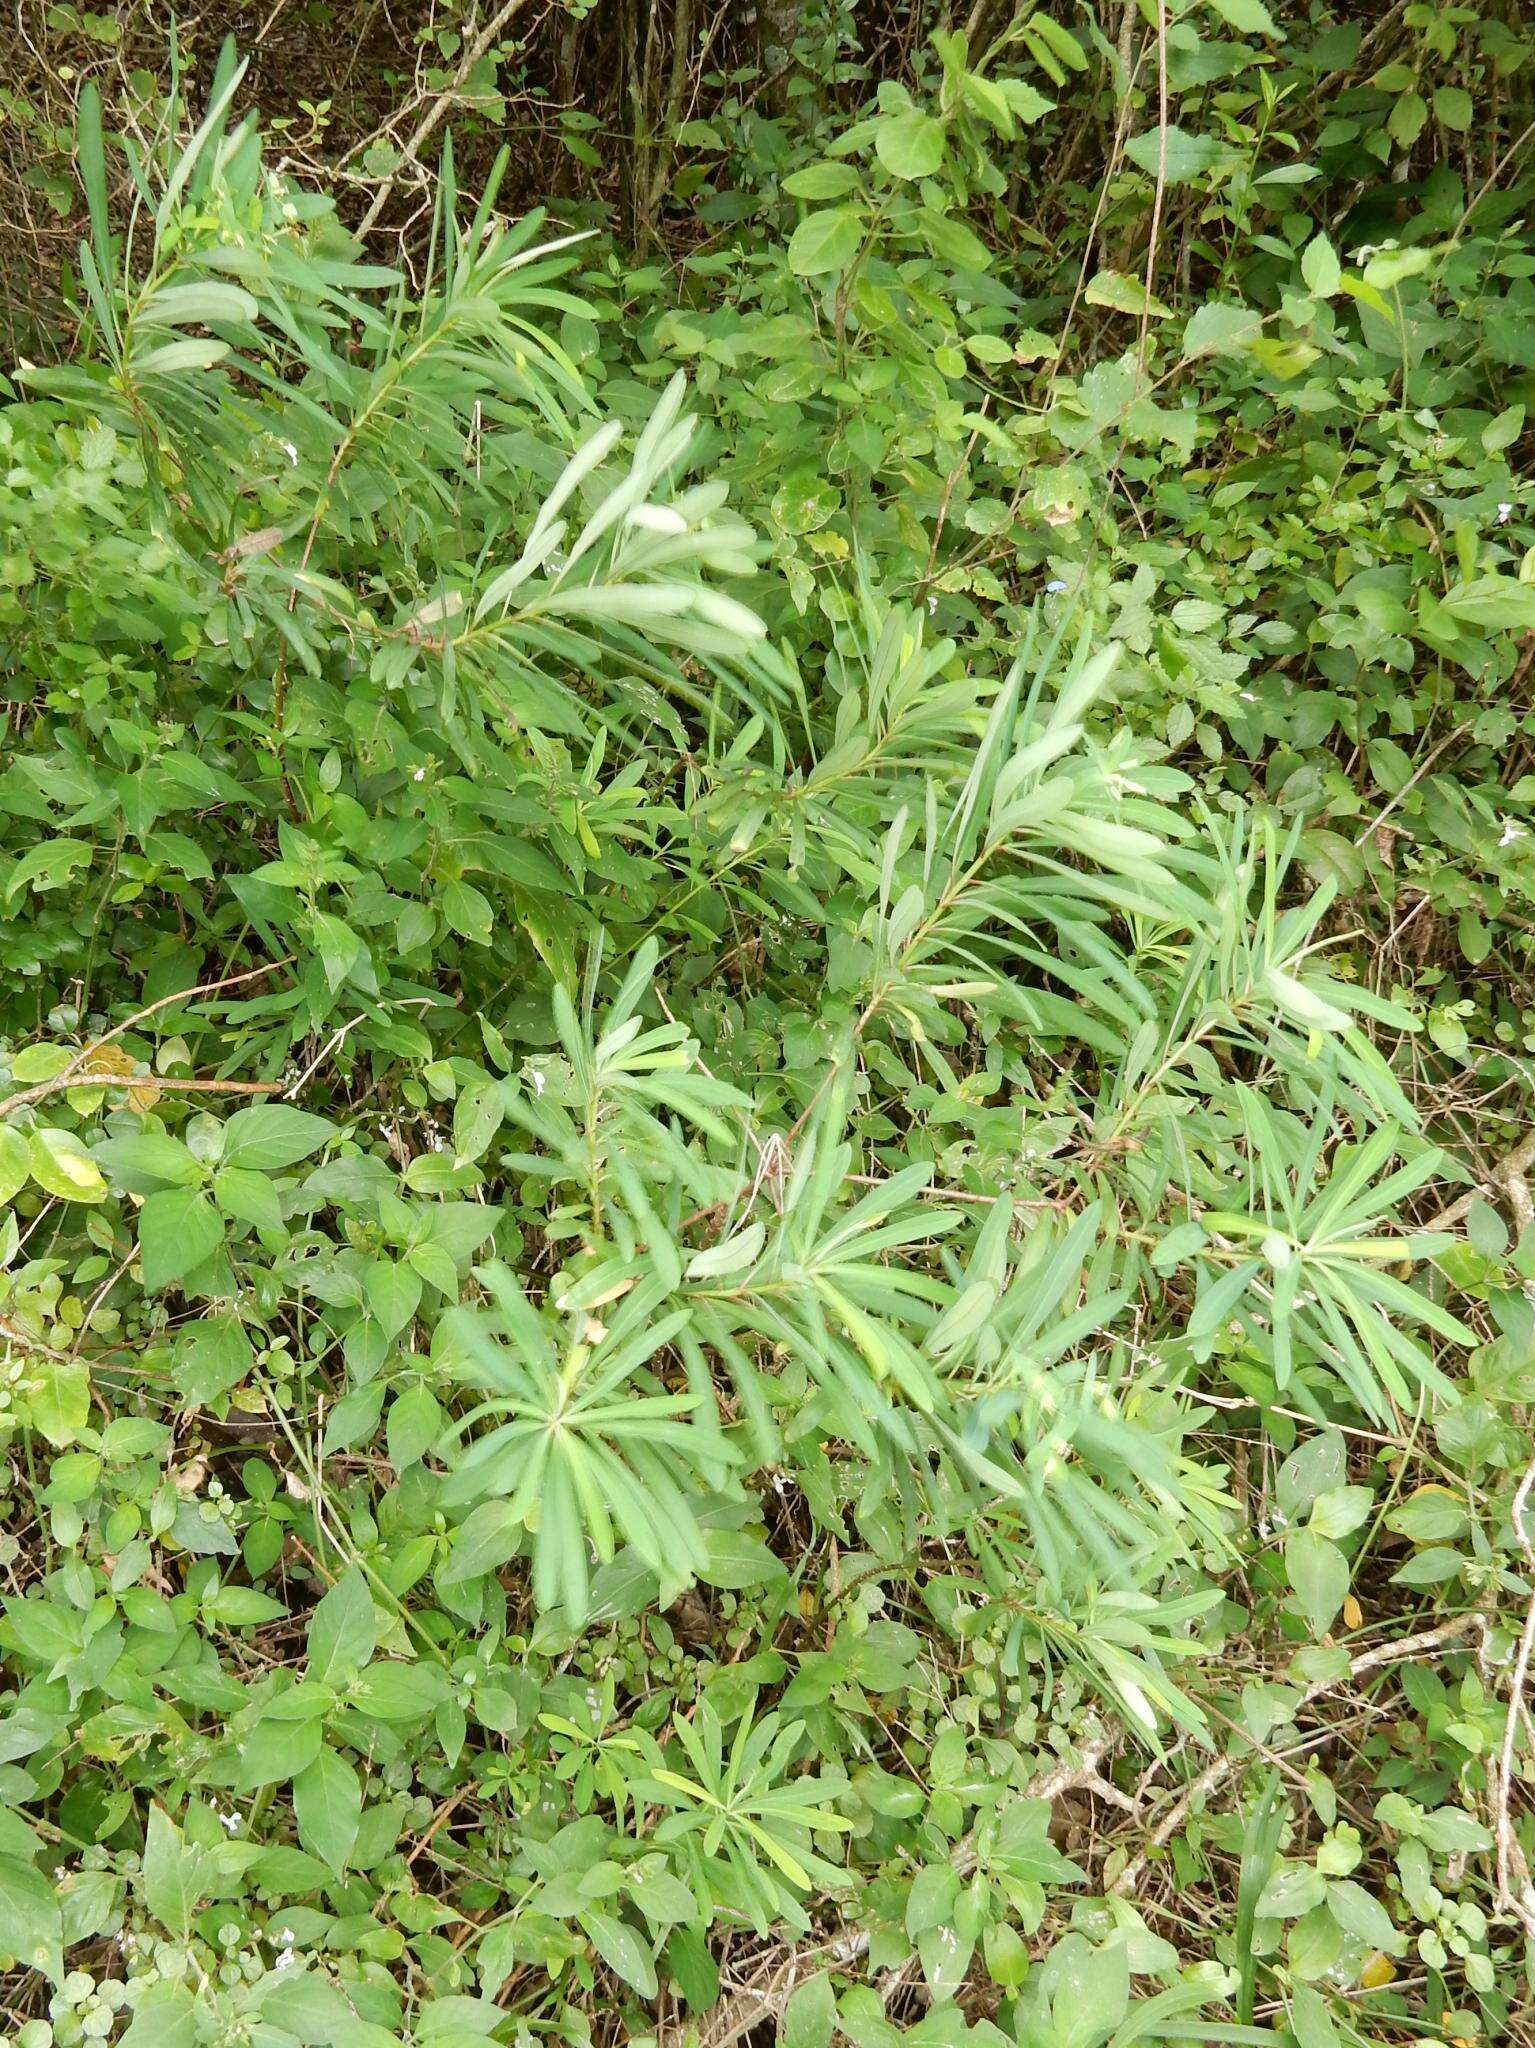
[412,766,426,782]
[274,1947,298,1971]
[1500,819,1526,848]
[1045,578,1068,594]
[1498,501,1514,524]
[530,1068,546,1096]
[219,1810,240,1834]
[276,1927,295,1946]
[281,440,299,467]
[927,595,938,614]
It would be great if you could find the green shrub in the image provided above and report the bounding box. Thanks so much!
[1,13,1533,2047]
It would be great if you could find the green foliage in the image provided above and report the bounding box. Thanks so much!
[2,8,1535,2048]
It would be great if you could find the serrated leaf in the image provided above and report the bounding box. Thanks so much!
[1182,300,1262,357]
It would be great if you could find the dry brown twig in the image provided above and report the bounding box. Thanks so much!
[1136,0,1170,378]
[1492,1457,1535,1937]
[356,0,535,234]
[0,1075,284,1117]
[1110,1613,1485,1897]
[1421,1127,1535,1235]
[0,959,293,1122]
[0,1315,75,1364]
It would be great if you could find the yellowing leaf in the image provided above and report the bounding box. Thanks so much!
[0,1126,31,1206]
[76,1040,161,1112]
[1084,269,1172,318]
[28,1128,108,1202]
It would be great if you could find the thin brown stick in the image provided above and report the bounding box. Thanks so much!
[357,0,535,235]
[1354,721,1472,848]
[920,397,990,590]
[1421,1127,1535,1234]
[1447,114,1535,256]
[1,1076,284,1118]
[1110,1613,1483,1895]
[1045,5,1141,394]
[81,958,291,1060]
[74,1248,138,1358]
[0,959,292,1121]
[0,1316,75,1364]
[1493,1459,1535,1936]
[1136,0,1169,377]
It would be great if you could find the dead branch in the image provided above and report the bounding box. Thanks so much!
[1110,1613,1484,1897]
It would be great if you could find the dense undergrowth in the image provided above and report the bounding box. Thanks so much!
[2,4,1535,2045]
